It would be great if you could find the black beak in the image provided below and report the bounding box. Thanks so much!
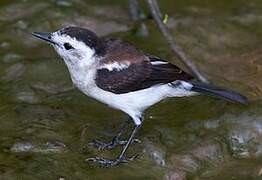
[32,32,56,45]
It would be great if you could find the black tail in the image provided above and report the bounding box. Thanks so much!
[190,82,248,104]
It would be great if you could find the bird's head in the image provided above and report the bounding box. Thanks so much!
[32,26,105,67]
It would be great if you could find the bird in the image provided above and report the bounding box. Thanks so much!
[32,26,248,167]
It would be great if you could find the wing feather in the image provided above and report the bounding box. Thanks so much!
[95,56,193,94]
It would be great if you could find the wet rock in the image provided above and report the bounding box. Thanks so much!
[1,42,11,49]
[31,83,74,95]
[229,134,251,158]
[15,20,28,30]
[165,170,186,180]
[204,119,220,129]
[167,141,229,179]
[1,63,25,81]
[231,13,262,26]
[2,53,23,63]
[227,124,262,158]
[22,59,74,95]
[143,140,166,166]
[213,112,262,158]
[191,143,226,163]
[0,2,48,22]
[170,154,199,173]
[56,0,72,7]
[37,140,66,153]
[10,140,66,153]
[165,110,262,179]
[258,167,262,176]
[15,89,40,104]
[15,105,64,127]
[255,144,262,157]
[166,13,261,99]
[10,142,34,153]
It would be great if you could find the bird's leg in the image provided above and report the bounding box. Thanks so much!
[87,122,142,167]
[89,117,140,150]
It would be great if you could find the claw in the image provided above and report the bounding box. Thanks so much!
[86,157,121,167]
[89,138,141,150]
[86,154,138,167]
[88,139,115,150]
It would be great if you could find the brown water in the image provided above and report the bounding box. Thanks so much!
[0,0,261,179]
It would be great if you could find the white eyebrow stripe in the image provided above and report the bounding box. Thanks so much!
[150,61,169,65]
[99,62,131,71]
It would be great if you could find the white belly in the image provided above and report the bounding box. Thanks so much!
[77,80,196,125]
[68,66,196,125]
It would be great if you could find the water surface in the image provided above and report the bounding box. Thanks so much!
[0,0,261,179]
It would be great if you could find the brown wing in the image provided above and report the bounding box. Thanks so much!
[147,55,193,84]
[96,62,152,94]
[99,38,147,64]
[96,57,193,94]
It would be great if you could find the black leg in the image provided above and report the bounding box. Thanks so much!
[87,119,142,167]
[89,117,140,150]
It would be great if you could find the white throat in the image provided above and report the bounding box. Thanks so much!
[50,32,99,92]
[52,32,96,67]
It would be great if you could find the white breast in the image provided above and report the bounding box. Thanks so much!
[72,75,196,126]
[64,63,164,125]
[64,60,197,125]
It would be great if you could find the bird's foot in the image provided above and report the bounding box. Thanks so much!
[89,138,141,150]
[86,154,138,167]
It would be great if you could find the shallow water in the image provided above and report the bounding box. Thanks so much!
[0,0,261,179]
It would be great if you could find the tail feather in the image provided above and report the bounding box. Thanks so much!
[190,82,248,104]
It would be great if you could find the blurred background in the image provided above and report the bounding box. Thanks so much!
[0,0,261,179]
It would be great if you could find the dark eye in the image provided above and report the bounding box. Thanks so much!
[63,43,73,50]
